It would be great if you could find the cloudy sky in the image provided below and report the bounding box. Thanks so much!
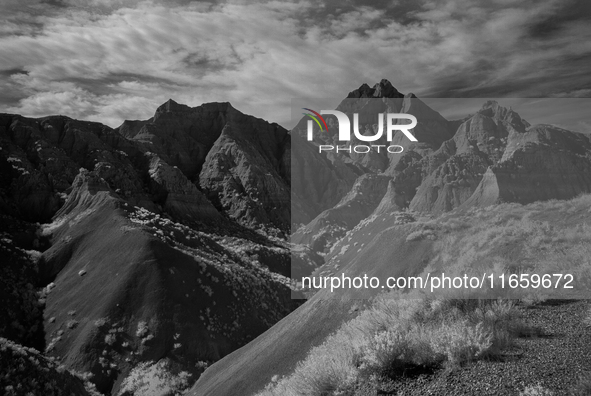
[1,0,591,128]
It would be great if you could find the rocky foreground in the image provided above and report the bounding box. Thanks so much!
[362,300,591,396]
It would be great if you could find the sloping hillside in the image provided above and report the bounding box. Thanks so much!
[0,100,321,394]
[0,337,97,395]
[190,85,591,395]
[40,170,301,393]
[291,90,591,256]
[191,193,591,395]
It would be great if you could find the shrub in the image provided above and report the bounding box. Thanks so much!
[406,229,436,242]
[257,294,536,396]
[136,321,149,337]
[287,341,358,396]
[520,383,554,395]
[141,334,155,345]
[119,360,192,396]
[429,321,492,365]
[66,320,79,329]
[359,327,434,376]
[104,334,116,346]
[94,318,109,328]
[195,361,208,370]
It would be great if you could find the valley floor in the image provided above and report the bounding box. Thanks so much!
[360,300,591,396]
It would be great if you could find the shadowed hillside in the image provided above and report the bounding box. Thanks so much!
[0,101,320,394]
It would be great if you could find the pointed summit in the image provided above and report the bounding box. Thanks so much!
[372,79,402,98]
[155,98,192,114]
[478,100,530,132]
[346,79,404,99]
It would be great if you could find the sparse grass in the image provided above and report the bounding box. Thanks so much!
[258,296,530,395]
[413,195,591,301]
[258,195,591,396]
[571,371,591,396]
[428,320,492,365]
[406,229,436,242]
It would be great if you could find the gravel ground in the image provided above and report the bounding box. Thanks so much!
[357,300,591,396]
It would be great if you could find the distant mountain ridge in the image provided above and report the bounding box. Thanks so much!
[192,81,591,396]
[291,85,591,254]
[2,79,591,395]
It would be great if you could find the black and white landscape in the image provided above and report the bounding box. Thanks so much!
[1,1,591,396]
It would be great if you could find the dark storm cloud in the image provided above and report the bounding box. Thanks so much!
[0,0,590,127]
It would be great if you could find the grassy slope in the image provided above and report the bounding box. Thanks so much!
[191,194,591,395]
[187,297,358,396]
[375,299,591,396]
[41,184,299,394]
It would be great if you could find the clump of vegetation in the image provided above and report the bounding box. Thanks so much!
[136,321,149,338]
[520,383,554,395]
[405,222,440,242]
[406,229,436,242]
[66,320,79,329]
[105,334,117,346]
[118,359,192,396]
[94,317,109,328]
[136,320,157,345]
[141,334,155,345]
[195,361,209,371]
[258,296,532,395]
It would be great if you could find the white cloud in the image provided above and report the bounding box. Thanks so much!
[0,0,590,127]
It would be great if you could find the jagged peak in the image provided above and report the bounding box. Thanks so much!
[372,79,402,98]
[481,99,500,108]
[156,99,192,113]
[477,100,530,131]
[347,79,404,99]
[478,100,515,119]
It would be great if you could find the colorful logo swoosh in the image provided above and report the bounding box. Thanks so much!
[302,108,329,132]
